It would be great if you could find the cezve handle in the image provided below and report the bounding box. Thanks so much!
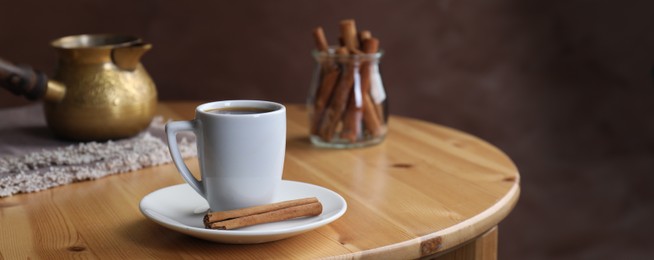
[0,57,48,100]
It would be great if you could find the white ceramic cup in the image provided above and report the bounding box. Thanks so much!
[165,100,286,211]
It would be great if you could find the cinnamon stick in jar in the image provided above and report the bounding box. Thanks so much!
[360,37,378,94]
[359,30,372,45]
[340,19,360,53]
[311,66,340,135]
[339,87,362,142]
[318,47,354,141]
[312,27,329,52]
[359,37,383,137]
[311,27,340,135]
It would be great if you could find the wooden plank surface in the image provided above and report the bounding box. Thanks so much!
[0,101,520,259]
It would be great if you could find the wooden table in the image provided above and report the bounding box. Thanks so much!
[0,101,520,259]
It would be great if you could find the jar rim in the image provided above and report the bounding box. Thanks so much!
[312,46,384,60]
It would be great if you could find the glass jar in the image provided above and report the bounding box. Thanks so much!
[307,48,388,148]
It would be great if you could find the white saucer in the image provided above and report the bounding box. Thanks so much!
[139,180,347,244]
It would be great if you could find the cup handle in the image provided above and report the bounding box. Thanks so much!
[165,120,205,197]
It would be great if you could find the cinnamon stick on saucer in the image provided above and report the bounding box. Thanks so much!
[203,197,323,230]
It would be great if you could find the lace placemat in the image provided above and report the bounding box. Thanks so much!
[0,104,197,197]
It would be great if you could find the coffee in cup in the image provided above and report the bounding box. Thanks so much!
[204,106,275,115]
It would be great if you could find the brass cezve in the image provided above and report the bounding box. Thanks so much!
[0,34,157,141]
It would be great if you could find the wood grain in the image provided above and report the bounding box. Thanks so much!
[0,101,519,259]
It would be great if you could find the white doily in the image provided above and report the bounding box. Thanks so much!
[0,104,197,197]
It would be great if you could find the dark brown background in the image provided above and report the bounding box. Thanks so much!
[2,1,654,258]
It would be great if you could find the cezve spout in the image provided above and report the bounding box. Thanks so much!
[111,42,152,71]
